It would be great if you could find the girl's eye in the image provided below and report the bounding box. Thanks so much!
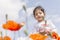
[39,12,42,14]
[35,13,38,16]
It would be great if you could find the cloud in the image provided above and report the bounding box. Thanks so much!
[0,0,26,20]
[18,7,35,20]
[46,14,60,23]
[26,7,34,16]
[0,0,26,24]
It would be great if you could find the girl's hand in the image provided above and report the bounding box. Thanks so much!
[45,31,50,34]
[44,27,52,35]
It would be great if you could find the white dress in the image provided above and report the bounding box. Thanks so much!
[34,20,57,40]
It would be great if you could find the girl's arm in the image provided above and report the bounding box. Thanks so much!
[48,20,58,39]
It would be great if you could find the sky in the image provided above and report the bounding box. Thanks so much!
[0,0,60,40]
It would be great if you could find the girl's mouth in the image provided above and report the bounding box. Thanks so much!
[38,16,42,18]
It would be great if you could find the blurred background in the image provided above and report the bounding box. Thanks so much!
[0,0,60,40]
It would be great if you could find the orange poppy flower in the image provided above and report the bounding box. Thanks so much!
[3,36,11,40]
[29,33,48,40]
[58,37,60,40]
[3,20,24,31]
[0,37,3,40]
[51,32,58,39]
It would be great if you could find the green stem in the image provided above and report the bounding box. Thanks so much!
[24,30,28,36]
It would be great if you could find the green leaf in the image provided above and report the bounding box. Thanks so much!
[24,30,28,36]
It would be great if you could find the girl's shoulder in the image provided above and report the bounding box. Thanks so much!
[46,20,54,25]
[46,20,56,28]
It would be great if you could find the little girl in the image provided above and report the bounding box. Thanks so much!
[32,6,57,40]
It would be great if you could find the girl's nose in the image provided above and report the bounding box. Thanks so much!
[37,13,41,16]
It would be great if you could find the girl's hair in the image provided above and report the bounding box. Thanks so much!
[33,6,45,16]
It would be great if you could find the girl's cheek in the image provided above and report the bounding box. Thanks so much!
[35,16,38,18]
[41,14,45,16]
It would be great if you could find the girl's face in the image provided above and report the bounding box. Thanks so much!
[34,9,45,22]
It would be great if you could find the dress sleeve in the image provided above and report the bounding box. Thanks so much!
[48,20,57,33]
